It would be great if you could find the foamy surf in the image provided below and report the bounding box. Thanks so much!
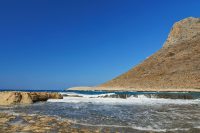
[3,91,200,133]
[60,92,115,98]
[48,94,200,105]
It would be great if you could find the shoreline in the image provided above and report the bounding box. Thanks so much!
[0,112,100,133]
[67,87,200,92]
[0,91,63,106]
[1,100,200,133]
[0,111,146,133]
[1,90,200,132]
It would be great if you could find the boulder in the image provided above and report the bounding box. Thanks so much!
[0,92,63,105]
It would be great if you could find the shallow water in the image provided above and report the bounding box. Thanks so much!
[1,90,200,132]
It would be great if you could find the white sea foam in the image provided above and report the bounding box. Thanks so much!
[130,125,190,132]
[48,94,200,105]
[60,92,115,98]
[56,120,190,132]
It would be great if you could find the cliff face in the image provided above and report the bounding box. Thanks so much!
[100,17,200,90]
[164,17,200,47]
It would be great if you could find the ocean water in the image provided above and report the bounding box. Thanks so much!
[1,90,200,132]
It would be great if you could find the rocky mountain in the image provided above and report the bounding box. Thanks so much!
[99,17,200,91]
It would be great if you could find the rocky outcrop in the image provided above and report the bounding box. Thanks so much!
[29,92,63,102]
[0,112,117,133]
[164,17,200,47]
[98,17,200,91]
[0,92,63,105]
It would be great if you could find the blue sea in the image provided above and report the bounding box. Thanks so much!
[1,89,200,132]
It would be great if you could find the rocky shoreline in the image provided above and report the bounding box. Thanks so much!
[0,112,101,133]
[0,112,146,133]
[0,91,63,105]
[0,92,104,132]
[1,108,200,133]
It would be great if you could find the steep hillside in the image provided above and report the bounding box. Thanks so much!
[99,17,200,91]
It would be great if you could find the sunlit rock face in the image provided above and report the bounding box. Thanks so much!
[0,92,63,105]
[164,17,200,48]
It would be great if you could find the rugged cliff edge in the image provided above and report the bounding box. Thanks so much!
[0,92,63,105]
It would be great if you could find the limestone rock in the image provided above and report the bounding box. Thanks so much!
[20,92,33,104]
[0,92,22,105]
[0,92,63,105]
[164,17,200,47]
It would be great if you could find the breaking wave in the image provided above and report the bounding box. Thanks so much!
[48,92,200,105]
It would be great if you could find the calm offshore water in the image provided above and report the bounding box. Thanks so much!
[1,90,200,132]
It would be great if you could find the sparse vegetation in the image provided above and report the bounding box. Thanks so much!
[99,17,200,91]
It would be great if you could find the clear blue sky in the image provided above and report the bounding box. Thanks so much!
[0,0,199,90]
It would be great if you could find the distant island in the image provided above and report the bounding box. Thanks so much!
[69,17,200,92]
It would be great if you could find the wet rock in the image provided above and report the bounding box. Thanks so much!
[62,94,83,97]
[143,93,194,99]
[98,94,132,99]
[98,93,195,99]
